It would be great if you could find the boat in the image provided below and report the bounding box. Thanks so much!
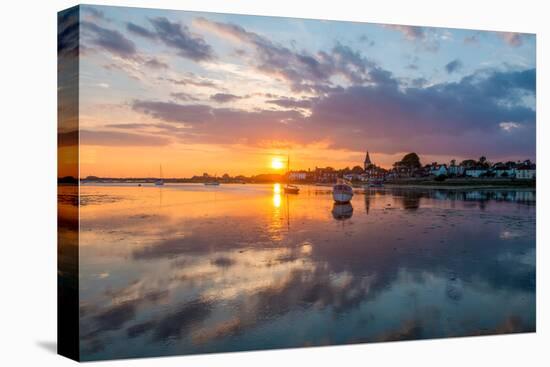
[155,165,164,186]
[332,179,353,203]
[283,154,300,194]
[284,184,300,194]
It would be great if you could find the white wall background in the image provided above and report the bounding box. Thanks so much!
[0,0,547,366]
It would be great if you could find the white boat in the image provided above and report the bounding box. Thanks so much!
[155,165,164,186]
[332,180,353,203]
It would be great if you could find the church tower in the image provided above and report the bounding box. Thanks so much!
[364,151,372,170]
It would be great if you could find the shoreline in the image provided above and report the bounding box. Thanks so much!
[79,181,536,191]
[382,178,535,190]
[383,183,535,191]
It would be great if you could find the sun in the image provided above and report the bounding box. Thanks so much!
[271,157,284,170]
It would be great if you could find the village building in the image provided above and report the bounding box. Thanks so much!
[288,170,309,181]
[516,161,536,179]
[448,162,465,176]
[492,162,517,178]
[362,151,387,180]
[388,164,407,178]
[427,163,448,176]
[314,167,338,183]
[464,166,489,178]
[343,173,359,181]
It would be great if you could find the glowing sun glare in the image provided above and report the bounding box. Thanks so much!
[271,157,284,170]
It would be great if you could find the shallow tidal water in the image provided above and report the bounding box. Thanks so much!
[69,183,535,360]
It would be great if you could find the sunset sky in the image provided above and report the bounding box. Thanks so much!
[72,5,535,178]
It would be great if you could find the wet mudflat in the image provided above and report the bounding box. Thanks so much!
[72,183,535,360]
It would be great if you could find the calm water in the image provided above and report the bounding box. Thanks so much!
[70,183,535,360]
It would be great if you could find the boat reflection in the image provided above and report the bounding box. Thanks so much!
[332,202,354,220]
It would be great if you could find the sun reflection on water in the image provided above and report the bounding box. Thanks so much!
[272,183,282,208]
[272,193,281,208]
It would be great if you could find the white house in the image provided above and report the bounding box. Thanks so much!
[288,171,307,181]
[516,166,536,179]
[492,162,516,178]
[464,168,488,177]
[429,164,448,176]
[493,168,516,178]
[513,161,536,180]
[448,164,465,176]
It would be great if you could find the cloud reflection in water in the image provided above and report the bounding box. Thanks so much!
[77,184,535,360]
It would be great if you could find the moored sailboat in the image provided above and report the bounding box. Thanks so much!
[283,154,300,194]
[332,179,353,203]
[155,165,164,186]
[284,184,300,194]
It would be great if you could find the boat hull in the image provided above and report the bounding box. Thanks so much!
[284,187,300,194]
[332,183,354,203]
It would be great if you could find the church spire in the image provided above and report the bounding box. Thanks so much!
[364,151,372,165]
[364,150,373,171]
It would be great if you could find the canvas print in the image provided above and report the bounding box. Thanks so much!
[58,4,536,361]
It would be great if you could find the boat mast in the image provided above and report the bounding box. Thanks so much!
[286,154,290,185]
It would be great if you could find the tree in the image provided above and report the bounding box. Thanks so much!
[478,156,489,168]
[351,165,364,174]
[400,152,421,169]
[460,159,476,168]
[450,159,456,166]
